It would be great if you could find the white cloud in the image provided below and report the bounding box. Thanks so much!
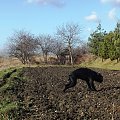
[26,0,65,7]
[114,0,120,7]
[101,0,112,3]
[85,12,100,22]
[101,0,120,7]
[27,0,34,3]
[86,27,93,33]
[108,8,117,20]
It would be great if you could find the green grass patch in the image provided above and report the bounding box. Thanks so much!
[0,101,17,113]
[0,67,23,92]
[0,67,24,119]
[0,101,18,120]
[0,67,17,78]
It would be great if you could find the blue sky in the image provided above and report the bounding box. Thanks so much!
[0,0,120,50]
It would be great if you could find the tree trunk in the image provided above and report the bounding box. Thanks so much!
[56,55,60,64]
[68,45,73,65]
[43,52,48,64]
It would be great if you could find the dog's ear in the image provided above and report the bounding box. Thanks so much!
[97,72,101,76]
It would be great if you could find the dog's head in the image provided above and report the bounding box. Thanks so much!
[96,73,103,83]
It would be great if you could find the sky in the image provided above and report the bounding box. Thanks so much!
[0,0,120,51]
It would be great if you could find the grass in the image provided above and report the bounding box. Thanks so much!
[0,101,17,113]
[80,58,120,70]
[0,68,22,119]
[0,67,22,92]
[0,101,17,120]
[0,56,120,71]
[0,67,17,78]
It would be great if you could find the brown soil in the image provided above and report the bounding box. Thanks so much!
[7,67,120,119]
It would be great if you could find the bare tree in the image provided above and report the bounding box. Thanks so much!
[72,43,89,63]
[56,23,81,65]
[8,30,38,64]
[37,34,54,63]
[51,38,65,63]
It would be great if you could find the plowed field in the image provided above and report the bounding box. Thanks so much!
[1,66,120,120]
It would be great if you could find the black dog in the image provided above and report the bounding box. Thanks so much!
[63,68,103,92]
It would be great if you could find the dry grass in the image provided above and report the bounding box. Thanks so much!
[80,57,120,70]
[0,57,22,71]
[0,56,120,71]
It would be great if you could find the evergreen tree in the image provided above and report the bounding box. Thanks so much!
[113,21,120,62]
[98,40,109,61]
[88,23,105,56]
[88,21,120,62]
[104,32,114,60]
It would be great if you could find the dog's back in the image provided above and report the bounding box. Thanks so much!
[71,68,97,80]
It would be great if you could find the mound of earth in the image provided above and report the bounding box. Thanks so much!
[2,67,120,119]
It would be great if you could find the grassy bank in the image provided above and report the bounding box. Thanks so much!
[0,68,23,119]
[80,58,120,70]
